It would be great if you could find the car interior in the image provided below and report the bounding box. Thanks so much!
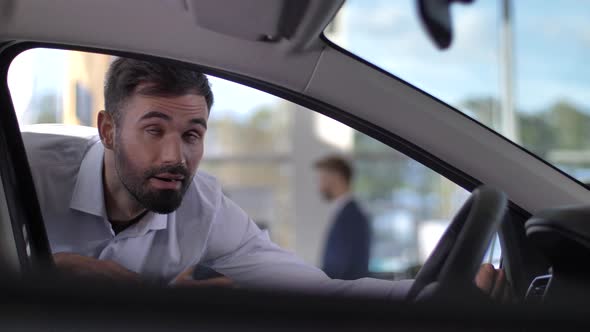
[0,0,590,330]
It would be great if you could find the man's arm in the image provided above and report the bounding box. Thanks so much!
[54,253,234,288]
[53,252,141,283]
[171,264,234,288]
[201,195,510,301]
[201,195,411,299]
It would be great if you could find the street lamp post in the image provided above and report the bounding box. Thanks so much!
[500,0,518,143]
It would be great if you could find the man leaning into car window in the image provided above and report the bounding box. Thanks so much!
[22,58,507,301]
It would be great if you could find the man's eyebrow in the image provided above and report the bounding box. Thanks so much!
[190,118,207,129]
[139,111,172,122]
[138,111,207,129]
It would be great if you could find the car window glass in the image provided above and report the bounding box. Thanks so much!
[8,48,496,280]
[325,0,590,186]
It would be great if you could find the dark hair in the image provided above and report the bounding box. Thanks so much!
[314,155,354,184]
[104,57,214,124]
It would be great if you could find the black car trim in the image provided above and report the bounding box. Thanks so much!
[0,41,54,272]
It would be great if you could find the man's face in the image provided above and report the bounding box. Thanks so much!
[113,85,208,214]
[317,169,339,202]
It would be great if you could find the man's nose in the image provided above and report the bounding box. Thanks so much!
[160,135,185,165]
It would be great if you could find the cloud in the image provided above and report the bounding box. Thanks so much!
[516,78,590,112]
[517,2,590,50]
[453,7,497,61]
[343,1,414,37]
[208,76,279,118]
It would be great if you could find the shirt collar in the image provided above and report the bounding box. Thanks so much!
[69,137,168,233]
[330,192,353,217]
[117,211,168,239]
[70,138,106,217]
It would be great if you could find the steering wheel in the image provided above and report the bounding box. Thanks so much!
[405,185,508,301]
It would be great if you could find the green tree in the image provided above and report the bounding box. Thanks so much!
[548,100,590,151]
[459,97,590,159]
[518,111,554,157]
[461,97,500,129]
[208,103,290,155]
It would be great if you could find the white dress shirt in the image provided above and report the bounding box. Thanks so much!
[21,124,412,299]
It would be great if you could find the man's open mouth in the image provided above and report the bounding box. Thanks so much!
[151,173,185,184]
[152,176,181,183]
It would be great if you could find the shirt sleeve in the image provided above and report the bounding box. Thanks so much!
[202,195,413,300]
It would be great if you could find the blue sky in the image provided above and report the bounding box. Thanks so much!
[335,0,590,113]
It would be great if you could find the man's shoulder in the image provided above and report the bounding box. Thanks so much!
[192,171,220,190]
[183,170,224,209]
[345,199,362,210]
[21,125,100,217]
[174,171,238,233]
[21,124,99,166]
[339,199,370,222]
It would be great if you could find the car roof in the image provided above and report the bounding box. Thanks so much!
[1,0,589,213]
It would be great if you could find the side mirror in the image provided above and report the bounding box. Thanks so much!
[417,0,475,49]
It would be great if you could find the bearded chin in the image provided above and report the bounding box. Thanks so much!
[134,189,184,214]
[114,145,189,214]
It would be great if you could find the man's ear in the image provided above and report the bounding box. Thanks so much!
[97,111,115,150]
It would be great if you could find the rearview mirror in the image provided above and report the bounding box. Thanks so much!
[417,0,474,49]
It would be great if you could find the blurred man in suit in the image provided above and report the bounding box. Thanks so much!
[315,156,371,280]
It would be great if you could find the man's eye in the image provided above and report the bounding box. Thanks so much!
[184,132,201,143]
[146,128,162,136]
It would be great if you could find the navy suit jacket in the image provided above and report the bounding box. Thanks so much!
[321,199,371,280]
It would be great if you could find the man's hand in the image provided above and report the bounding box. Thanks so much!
[53,252,141,284]
[171,265,234,288]
[475,263,512,302]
